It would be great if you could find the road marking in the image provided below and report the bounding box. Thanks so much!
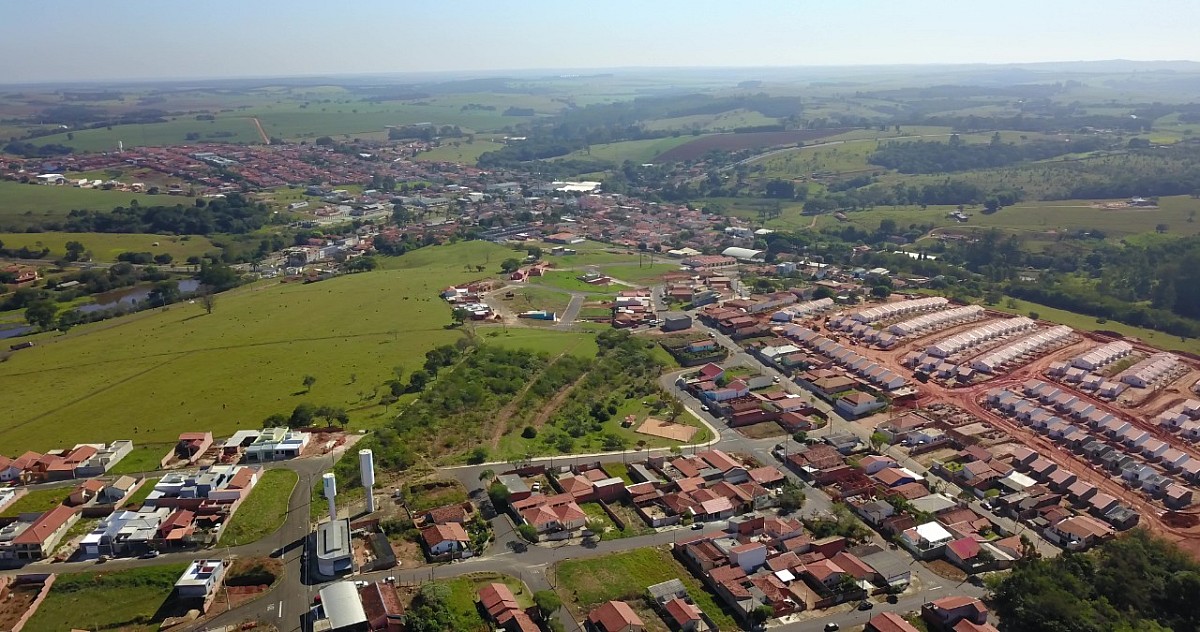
[278,600,283,617]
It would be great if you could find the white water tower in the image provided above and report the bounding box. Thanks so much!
[322,472,338,523]
[359,449,376,513]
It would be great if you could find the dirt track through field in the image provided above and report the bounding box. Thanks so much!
[249,117,269,144]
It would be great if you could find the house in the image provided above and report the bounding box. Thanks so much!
[1044,515,1113,551]
[588,600,645,632]
[175,432,214,464]
[663,597,709,632]
[101,475,139,503]
[867,612,922,632]
[923,596,989,630]
[520,500,588,535]
[836,391,884,418]
[68,479,106,506]
[360,580,408,632]
[804,558,846,588]
[0,505,80,560]
[174,559,226,608]
[421,522,470,557]
[479,582,538,632]
[878,412,931,443]
[78,507,169,557]
[1165,484,1194,509]
[945,537,986,571]
[244,427,309,461]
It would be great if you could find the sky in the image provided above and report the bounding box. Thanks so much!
[3,0,1199,83]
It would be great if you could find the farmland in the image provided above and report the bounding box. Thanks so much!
[413,139,505,164]
[0,182,163,230]
[557,135,704,164]
[655,128,849,162]
[0,241,598,452]
[0,232,217,262]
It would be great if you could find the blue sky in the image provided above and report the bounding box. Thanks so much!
[3,0,1198,83]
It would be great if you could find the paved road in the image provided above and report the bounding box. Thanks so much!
[555,293,584,330]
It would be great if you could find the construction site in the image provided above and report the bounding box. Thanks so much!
[721,292,1200,557]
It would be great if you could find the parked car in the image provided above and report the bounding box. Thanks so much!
[140,550,160,559]
[857,601,873,611]
[691,522,704,530]
[824,624,840,632]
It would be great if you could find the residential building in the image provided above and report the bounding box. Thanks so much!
[244,427,310,461]
[867,612,922,632]
[588,600,645,632]
[175,559,226,609]
[0,505,80,561]
[421,522,470,557]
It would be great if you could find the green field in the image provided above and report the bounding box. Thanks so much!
[218,469,298,546]
[0,181,163,230]
[478,327,600,357]
[607,263,684,284]
[501,285,573,319]
[438,573,534,632]
[107,444,170,475]
[555,547,737,631]
[21,563,189,632]
[641,108,778,132]
[34,116,262,152]
[413,139,505,164]
[559,136,705,164]
[532,271,622,294]
[125,478,159,507]
[0,241,542,452]
[0,232,217,262]
[0,487,69,518]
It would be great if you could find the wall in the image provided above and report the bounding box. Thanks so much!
[10,573,56,632]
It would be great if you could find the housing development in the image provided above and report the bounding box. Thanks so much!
[4,16,1200,632]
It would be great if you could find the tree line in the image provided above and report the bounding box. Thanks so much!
[869,134,1111,174]
[51,193,273,235]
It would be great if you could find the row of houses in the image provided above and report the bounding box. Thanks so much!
[628,452,787,528]
[0,441,133,484]
[781,326,909,394]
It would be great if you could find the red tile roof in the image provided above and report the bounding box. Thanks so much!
[663,597,702,626]
[478,582,519,618]
[12,505,75,545]
[422,522,469,547]
[588,600,644,632]
[868,611,921,632]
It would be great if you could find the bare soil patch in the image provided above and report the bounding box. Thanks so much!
[637,417,697,442]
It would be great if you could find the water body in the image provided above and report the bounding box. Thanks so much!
[74,279,201,314]
[0,324,32,340]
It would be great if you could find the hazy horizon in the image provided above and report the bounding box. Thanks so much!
[4,0,1199,84]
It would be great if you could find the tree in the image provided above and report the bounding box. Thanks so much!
[467,446,489,464]
[777,482,806,513]
[452,307,471,326]
[869,432,889,450]
[668,398,685,421]
[64,240,86,262]
[750,604,775,625]
[199,287,216,314]
[478,469,495,482]
[302,375,317,393]
[1156,223,1170,234]
[153,253,173,265]
[24,300,58,330]
[517,523,539,543]
[487,481,511,509]
[407,369,430,392]
[314,136,334,146]
[521,426,538,439]
[500,258,522,274]
[533,590,562,617]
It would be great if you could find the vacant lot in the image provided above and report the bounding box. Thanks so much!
[656,128,848,162]
[0,241,543,452]
[108,444,171,475]
[436,572,533,632]
[414,139,505,164]
[555,547,736,631]
[0,232,217,262]
[20,563,189,632]
[0,487,68,518]
[219,469,298,546]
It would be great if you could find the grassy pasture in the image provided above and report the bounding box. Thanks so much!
[21,563,189,632]
[32,116,262,152]
[557,136,705,164]
[0,487,69,518]
[0,241,547,452]
[640,108,778,132]
[0,182,162,229]
[0,232,217,262]
[218,468,297,546]
[413,139,505,164]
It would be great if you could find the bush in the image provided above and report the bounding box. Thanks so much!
[517,523,539,543]
[521,426,538,439]
[467,446,489,464]
[534,590,562,616]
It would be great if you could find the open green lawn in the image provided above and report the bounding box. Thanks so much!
[607,263,685,284]
[532,271,622,294]
[0,232,217,262]
[20,563,189,632]
[477,327,599,357]
[219,469,298,546]
[437,573,534,632]
[555,547,737,631]
[125,478,159,507]
[0,487,69,518]
[413,139,505,164]
[558,136,704,164]
[0,181,163,230]
[501,285,573,320]
[107,444,170,475]
[34,116,262,151]
[0,241,525,452]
